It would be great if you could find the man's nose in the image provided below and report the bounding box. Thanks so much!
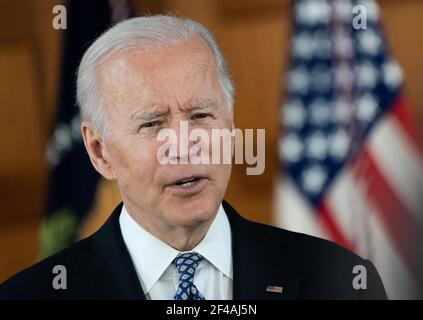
[167,120,198,163]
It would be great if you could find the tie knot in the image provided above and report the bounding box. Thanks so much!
[173,252,203,277]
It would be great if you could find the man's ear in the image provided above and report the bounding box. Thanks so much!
[80,121,115,180]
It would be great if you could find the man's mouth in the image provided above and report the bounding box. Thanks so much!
[174,176,201,187]
[166,175,208,195]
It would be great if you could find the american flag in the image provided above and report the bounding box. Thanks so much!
[276,0,423,299]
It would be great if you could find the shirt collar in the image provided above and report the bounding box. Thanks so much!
[192,204,232,279]
[119,203,232,294]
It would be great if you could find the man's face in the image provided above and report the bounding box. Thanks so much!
[96,36,233,230]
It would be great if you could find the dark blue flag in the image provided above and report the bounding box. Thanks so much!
[42,0,130,257]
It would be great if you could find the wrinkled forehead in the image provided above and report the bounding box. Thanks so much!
[96,36,224,115]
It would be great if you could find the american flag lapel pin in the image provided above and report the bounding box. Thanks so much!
[266,285,284,294]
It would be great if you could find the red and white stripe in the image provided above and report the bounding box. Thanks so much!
[275,98,423,299]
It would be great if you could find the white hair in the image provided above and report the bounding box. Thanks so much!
[76,15,234,136]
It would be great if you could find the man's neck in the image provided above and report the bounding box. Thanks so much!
[123,204,215,251]
[164,221,213,251]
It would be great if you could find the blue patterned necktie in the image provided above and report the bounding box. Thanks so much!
[173,252,205,300]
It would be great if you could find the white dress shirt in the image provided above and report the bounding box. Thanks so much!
[119,203,233,300]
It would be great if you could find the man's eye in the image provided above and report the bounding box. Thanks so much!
[140,121,159,129]
[192,113,211,120]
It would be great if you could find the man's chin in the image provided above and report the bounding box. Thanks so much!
[165,197,219,227]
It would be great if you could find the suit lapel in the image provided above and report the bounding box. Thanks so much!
[223,200,301,300]
[82,203,146,299]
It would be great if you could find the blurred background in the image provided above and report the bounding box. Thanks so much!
[0,0,422,299]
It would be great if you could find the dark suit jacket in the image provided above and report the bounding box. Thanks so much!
[0,200,387,299]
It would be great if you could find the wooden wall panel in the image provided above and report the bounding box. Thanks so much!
[0,0,63,282]
[215,4,289,225]
[380,0,423,138]
[0,41,45,222]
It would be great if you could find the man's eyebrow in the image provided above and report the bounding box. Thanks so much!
[187,100,218,112]
[130,100,217,121]
[131,110,169,122]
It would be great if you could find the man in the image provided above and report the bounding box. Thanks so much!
[0,15,386,300]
